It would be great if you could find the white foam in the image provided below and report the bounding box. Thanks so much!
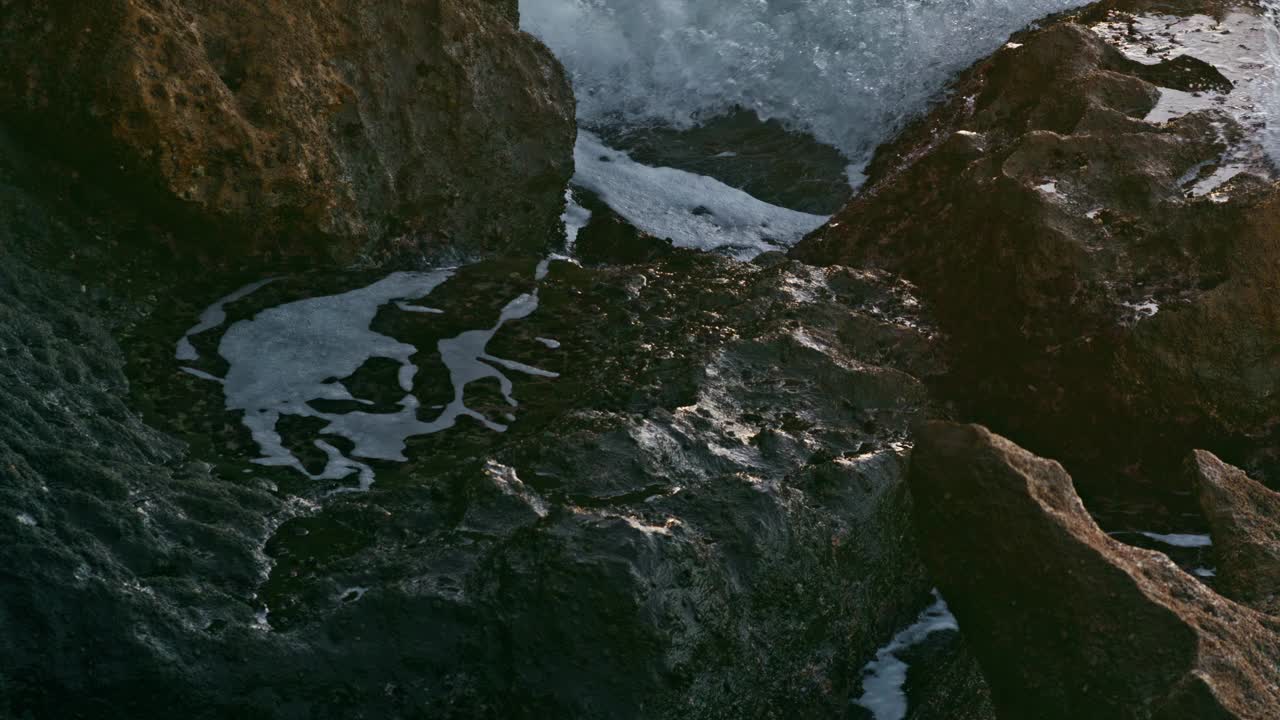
[1139,532,1213,548]
[1193,567,1217,578]
[1092,12,1280,179]
[175,279,276,361]
[573,132,828,259]
[522,0,1089,163]
[339,586,370,603]
[15,513,36,527]
[535,337,561,349]
[183,269,557,491]
[854,592,959,720]
[1120,298,1160,326]
[1262,1,1280,163]
[395,302,444,314]
[562,188,593,250]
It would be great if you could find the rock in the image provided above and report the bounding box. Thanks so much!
[0,104,977,714]
[1192,450,1280,615]
[792,0,1280,503]
[571,187,676,266]
[0,130,285,718]
[0,0,576,262]
[909,421,1280,720]
[594,108,854,215]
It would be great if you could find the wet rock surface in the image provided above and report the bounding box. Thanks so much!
[793,0,1280,515]
[910,422,1280,720]
[0,127,285,718]
[595,110,855,215]
[0,106,978,715]
[0,0,576,262]
[5,0,1280,716]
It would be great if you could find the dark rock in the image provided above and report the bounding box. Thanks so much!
[792,1,1280,507]
[0,0,576,263]
[900,634,996,720]
[595,108,854,215]
[571,187,676,266]
[909,421,1280,720]
[1127,54,1233,94]
[1192,450,1280,616]
[0,109,968,716]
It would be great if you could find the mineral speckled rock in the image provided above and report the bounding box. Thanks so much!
[0,0,576,262]
[793,0,1280,505]
[909,421,1280,720]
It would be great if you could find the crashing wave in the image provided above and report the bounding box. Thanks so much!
[521,0,1091,164]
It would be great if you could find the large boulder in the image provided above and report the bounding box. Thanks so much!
[793,0,1280,499]
[909,421,1280,719]
[0,0,576,262]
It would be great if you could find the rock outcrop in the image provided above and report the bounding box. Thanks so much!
[793,0,1280,500]
[0,110,969,716]
[0,0,576,262]
[909,421,1280,720]
[1192,450,1280,615]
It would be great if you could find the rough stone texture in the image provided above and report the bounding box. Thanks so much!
[1192,450,1280,616]
[0,0,576,262]
[900,635,997,720]
[0,127,286,719]
[910,422,1280,720]
[0,114,977,716]
[792,0,1280,503]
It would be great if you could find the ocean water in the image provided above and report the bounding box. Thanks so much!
[521,0,1090,254]
[176,269,558,492]
[1264,0,1280,164]
[521,0,1090,164]
[573,130,829,257]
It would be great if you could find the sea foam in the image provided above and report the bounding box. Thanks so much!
[179,269,557,491]
[574,131,828,258]
[521,0,1090,164]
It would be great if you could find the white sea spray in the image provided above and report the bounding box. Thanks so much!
[522,0,1091,164]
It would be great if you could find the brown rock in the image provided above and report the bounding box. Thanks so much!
[910,421,1280,720]
[0,0,576,262]
[792,1,1280,501]
[1192,449,1280,615]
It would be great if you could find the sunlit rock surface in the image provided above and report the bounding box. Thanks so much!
[910,422,1280,720]
[0,0,576,261]
[1192,450,1280,616]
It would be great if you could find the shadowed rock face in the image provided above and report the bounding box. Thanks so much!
[1192,450,1280,616]
[0,0,576,262]
[793,0,1280,504]
[909,421,1280,720]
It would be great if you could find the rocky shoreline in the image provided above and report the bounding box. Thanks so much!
[1,0,1278,718]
